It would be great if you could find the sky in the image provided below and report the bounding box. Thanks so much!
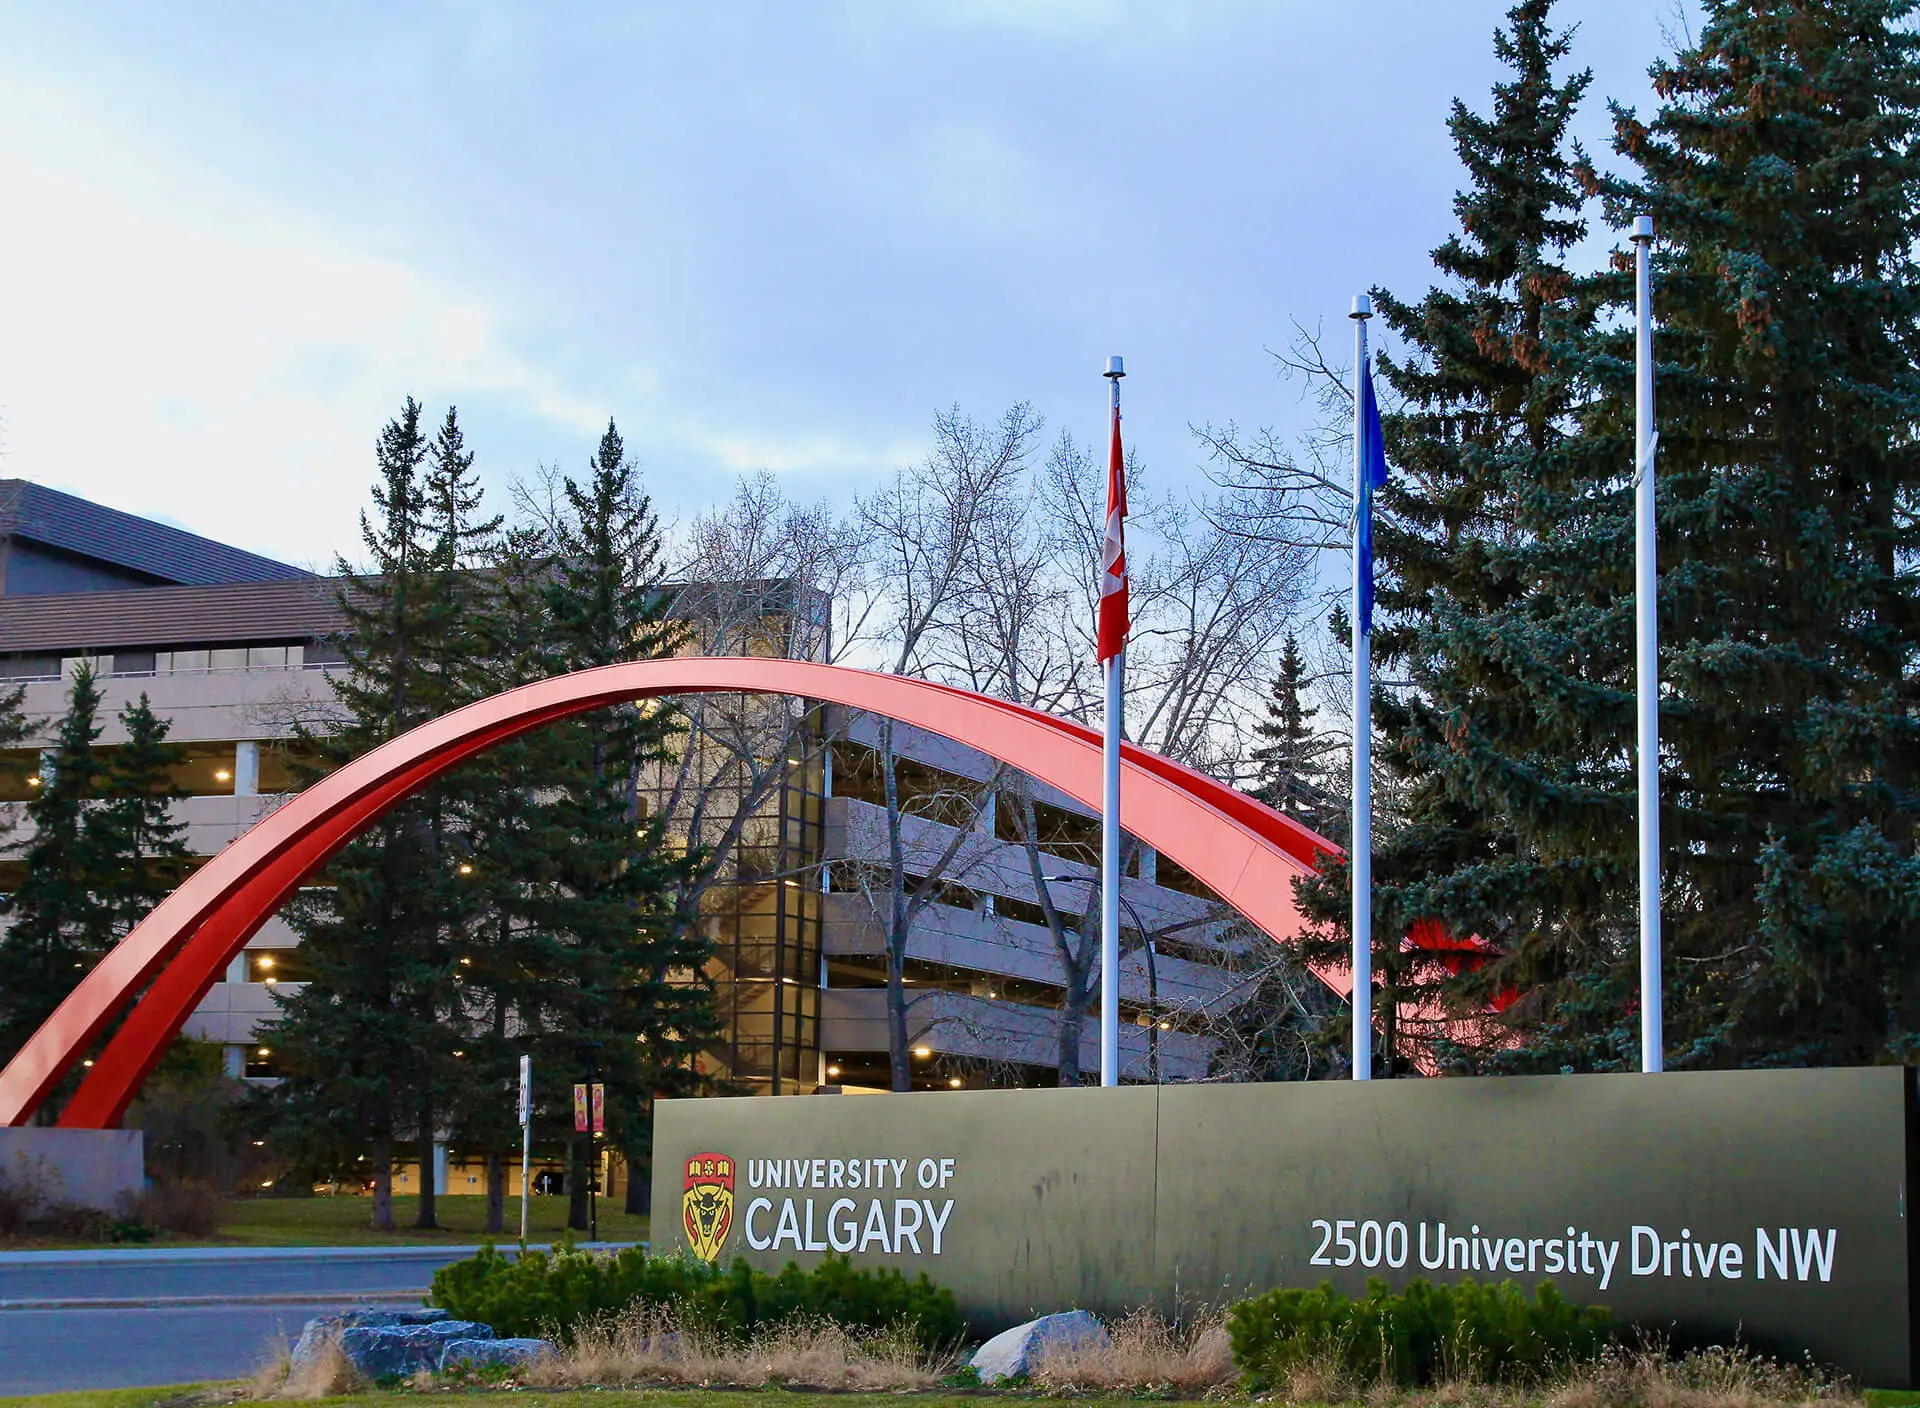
[0,1,1688,572]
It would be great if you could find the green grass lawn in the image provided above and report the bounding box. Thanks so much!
[0,1395,1132,1408]
[214,1193,649,1247]
[0,1194,648,1252]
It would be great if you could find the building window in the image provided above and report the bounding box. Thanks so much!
[247,949,312,985]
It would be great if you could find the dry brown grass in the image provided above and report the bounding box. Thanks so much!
[1029,1307,1237,1395]
[1545,1343,1855,1408]
[268,1333,365,1399]
[520,1305,952,1390]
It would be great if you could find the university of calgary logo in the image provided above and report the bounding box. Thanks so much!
[682,1152,735,1262]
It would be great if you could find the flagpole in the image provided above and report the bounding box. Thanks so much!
[1632,215,1663,1075]
[1350,295,1373,1082]
[1100,354,1125,1089]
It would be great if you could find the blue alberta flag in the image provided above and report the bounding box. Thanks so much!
[1356,360,1390,634]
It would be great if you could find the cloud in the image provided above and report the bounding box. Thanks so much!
[0,86,605,566]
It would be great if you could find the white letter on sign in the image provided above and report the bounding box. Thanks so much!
[745,1198,774,1250]
[828,1198,858,1252]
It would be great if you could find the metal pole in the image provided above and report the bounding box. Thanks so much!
[1350,294,1373,1081]
[586,1050,599,1243]
[1632,215,1663,1074]
[1146,939,1159,1086]
[1100,359,1125,1088]
[518,1054,531,1248]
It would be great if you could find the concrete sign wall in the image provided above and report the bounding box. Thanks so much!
[653,1069,1915,1385]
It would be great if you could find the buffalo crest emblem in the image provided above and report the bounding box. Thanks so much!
[682,1152,735,1261]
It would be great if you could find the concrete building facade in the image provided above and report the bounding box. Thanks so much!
[0,483,1256,1113]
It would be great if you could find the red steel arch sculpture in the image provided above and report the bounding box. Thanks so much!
[0,658,1341,1129]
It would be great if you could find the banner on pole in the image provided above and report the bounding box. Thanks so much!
[573,1083,589,1133]
[591,1082,605,1135]
[518,1055,532,1128]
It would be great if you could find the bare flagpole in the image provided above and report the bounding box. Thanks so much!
[1632,215,1663,1074]
[1099,355,1126,1088]
[1350,295,1374,1081]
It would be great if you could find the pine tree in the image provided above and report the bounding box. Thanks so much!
[1250,635,1336,833]
[1295,0,1599,1073]
[98,694,190,936]
[1519,0,1920,1068]
[0,667,116,1094]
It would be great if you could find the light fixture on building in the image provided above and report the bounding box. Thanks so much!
[25,775,40,787]
[256,1047,270,1057]
[82,1059,93,1068]
[262,976,277,986]
[948,1077,962,1089]
[215,769,231,782]
[826,1065,841,1078]
[257,956,274,969]
[458,863,473,875]
[912,1045,931,1058]
[253,1140,265,1147]
[452,1050,465,1058]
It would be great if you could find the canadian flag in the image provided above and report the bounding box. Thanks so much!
[1097,403,1129,664]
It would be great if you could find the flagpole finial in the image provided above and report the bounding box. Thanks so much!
[1104,355,1125,379]
[1631,215,1654,242]
[1350,294,1372,320]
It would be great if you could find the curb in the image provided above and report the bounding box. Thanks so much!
[0,1290,430,1311]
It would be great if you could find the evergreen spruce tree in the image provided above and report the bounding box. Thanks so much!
[265,399,472,1229]
[455,520,559,1234]
[1295,0,1599,1073]
[1249,635,1336,833]
[1513,0,1920,1068]
[395,406,501,1230]
[98,695,189,936]
[0,668,115,1094]
[533,421,712,1225]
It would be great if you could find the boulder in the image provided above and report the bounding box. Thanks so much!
[970,1310,1110,1384]
[290,1307,452,1368]
[439,1337,556,1372]
[337,1320,492,1379]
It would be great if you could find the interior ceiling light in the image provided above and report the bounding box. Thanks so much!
[948,1077,962,1088]
[458,863,473,875]
[912,1045,931,1058]
[26,776,40,786]
[826,1065,841,1077]
[215,770,232,782]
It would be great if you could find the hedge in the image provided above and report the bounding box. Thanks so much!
[1227,1277,1611,1387]
[430,1243,965,1347]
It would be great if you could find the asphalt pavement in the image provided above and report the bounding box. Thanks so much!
[0,1244,622,1394]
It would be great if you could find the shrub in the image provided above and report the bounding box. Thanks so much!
[116,1181,222,1238]
[1227,1277,1611,1388]
[431,1244,963,1349]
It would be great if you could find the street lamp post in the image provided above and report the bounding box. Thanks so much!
[1041,875,1160,1084]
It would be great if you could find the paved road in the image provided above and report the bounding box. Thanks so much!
[0,1244,626,1393]
[0,1301,387,1395]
